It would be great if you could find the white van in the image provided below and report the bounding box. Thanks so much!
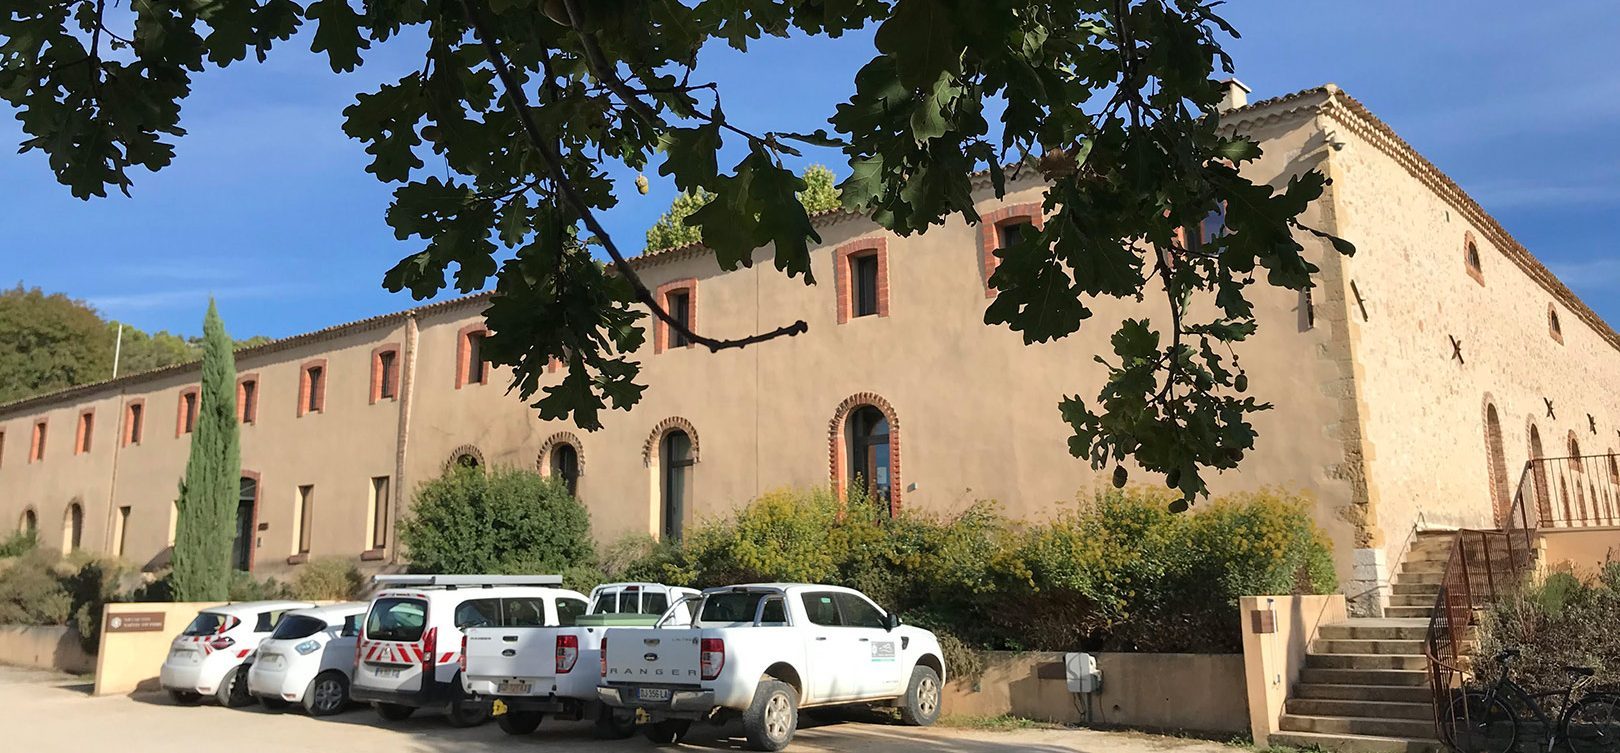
[350,574,585,726]
[159,600,316,707]
[247,602,368,715]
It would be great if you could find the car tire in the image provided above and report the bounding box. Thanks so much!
[168,689,203,706]
[497,710,544,735]
[593,705,636,739]
[446,699,491,728]
[302,671,349,717]
[259,697,292,711]
[374,702,416,721]
[898,665,942,727]
[214,666,255,708]
[742,679,799,752]
[644,719,692,745]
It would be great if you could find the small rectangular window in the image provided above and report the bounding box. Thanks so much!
[240,379,258,424]
[126,403,144,446]
[0,430,6,469]
[30,421,46,462]
[114,506,131,557]
[377,351,398,400]
[668,291,691,348]
[294,484,314,554]
[76,412,93,455]
[852,254,880,318]
[997,221,1029,250]
[181,392,198,433]
[466,334,487,385]
[367,476,390,550]
[305,367,324,413]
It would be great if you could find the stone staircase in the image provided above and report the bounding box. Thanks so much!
[1268,531,1467,753]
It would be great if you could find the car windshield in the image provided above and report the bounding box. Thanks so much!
[699,592,771,624]
[365,598,427,642]
[181,612,231,636]
[271,615,327,640]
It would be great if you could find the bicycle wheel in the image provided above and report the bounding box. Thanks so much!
[1563,694,1620,753]
[1445,691,1518,753]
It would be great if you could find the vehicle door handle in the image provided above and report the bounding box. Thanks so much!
[858,637,870,642]
[815,636,828,641]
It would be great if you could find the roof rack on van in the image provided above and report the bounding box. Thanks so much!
[372,574,563,589]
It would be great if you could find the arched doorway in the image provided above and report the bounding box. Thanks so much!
[1485,405,1510,525]
[659,430,693,542]
[846,406,893,509]
[62,502,83,553]
[1529,424,1552,524]
[232,475,259,571]
[19,508,37,538]
[550,443,580,496]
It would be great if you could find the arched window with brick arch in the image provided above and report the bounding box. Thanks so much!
[1463,232,1484,285]
[1549,305,1564,345]
[538,431,584,497]
[1528,423,1552,524]
[978,203,1044,295]
[62,501,83,553]
[446,444,485,471]
[828,394,901,516]
[1483,402,1510,526]
[644,418,699,542]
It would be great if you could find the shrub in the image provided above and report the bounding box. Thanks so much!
[229,570,288,601]
[288,558,365,601]
[1478,564,1620,691]
[401,465,594,576]
[0,550,72,625]
[0,530,37,558]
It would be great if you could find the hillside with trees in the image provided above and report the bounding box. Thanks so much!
[0,284,268,404]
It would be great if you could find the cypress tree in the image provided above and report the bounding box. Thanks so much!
[170,300,241,601]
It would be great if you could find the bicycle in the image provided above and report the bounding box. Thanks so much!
[1443,649,1620,753]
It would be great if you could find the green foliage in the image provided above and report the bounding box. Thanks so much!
[0,285,114,404]
[643,165,842,253]
[3,3,1352,497]
[0,530,37,558]
[229,571,289,602]
[615,485,1333,655]
[401,466,594,576]
[1478,564,1620,691]
[171,301,242,601]
[0,550,73,625]
[288,558,365,601]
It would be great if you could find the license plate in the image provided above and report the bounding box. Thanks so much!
[260,654,283,667]
[373,666,401,679]
[497,680,532,695]
[170,649,198,664]
[637,687,672,703]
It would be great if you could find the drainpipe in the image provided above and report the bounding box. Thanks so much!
[389,313,419,568]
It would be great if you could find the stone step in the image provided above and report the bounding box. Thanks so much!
[1312,639,1426,656]
[1398,571,1449,586]
[1393,582,1442,596]
[1287,698,1435,721]
[1389,592,1440,607]
[1319,620,1433,641]
[1280,712,1436,739]
[1299,668,1432,687]
[1307,653,1430,671]
[1293,683,1435,704]
[1398,559,1448,573]
[1384,606,1435,619]
[1268,730,1444,753]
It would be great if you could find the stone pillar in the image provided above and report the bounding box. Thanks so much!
[1347,547,1388,617]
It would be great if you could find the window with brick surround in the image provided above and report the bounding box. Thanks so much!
[74,410,93,455]
[293,484,314,556]
[1463,235,1484,284]
[1549,305,1564,344]
[238,376,258,424]
[30,420,47,462]
[834,239,889,323]
[1182,204,1227,256]
[978,204,1043,294]
[652,280,699,354]
[177,388,199,435]
[366,475,390,551]
[0,429,5,469]
[372,347,400,403]
[123,401,144,446]
[456,326,490,387]
[829,393,902,516]
[298,360,327,416]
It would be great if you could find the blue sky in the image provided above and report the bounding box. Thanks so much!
[2,2,1616,339]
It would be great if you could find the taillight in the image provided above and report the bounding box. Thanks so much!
[599,636,608,677]
[459,634,468,672]
[700,638,724,680]
[556,634,579,674]
[209,636,235,651]
[421,627,438,676]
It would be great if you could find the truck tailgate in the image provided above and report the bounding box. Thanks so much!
[462,626,558,696]
[604,627,703,685]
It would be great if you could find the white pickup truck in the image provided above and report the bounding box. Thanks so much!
[598,583,945,751]
[461,582,698,737]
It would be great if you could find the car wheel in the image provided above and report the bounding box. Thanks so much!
[898,665,941,727]
[497,710,544,735]
[168,689,203,706]
[214,666,255,708]
[446,699,491,728]
[743,679,799,752]
[374,702,416,721]
[644,719,692,745]
[260,697,292,711]
[302,671,350,717]
[593,704,637,739]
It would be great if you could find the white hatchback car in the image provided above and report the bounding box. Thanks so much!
[160,600,315,706]
[247,602,368,716]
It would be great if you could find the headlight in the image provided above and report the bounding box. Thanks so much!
[295,640,320,655]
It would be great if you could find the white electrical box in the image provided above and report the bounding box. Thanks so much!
[1064,651,1101,693]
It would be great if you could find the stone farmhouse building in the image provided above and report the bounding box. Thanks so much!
[2,84,1617,616]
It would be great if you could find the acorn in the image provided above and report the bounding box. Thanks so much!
[1234,374,1248,393]
[1169,498,1190,514]
[635,174,649,195]
[1112,466,1127,488]
[1166,467,1182,489]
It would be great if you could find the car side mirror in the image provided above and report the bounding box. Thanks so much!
[884,612,902,631]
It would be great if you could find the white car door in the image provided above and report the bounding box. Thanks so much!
[832,593,904,700]
[323,613,361,675]
[797,591,866,703]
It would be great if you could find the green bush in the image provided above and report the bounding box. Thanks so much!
[229,570,288,601]
[0,530,37,558]
[1479,564,1620,691]
[0,550,73,624]
[610,484,1335,655]
[401,465,595,576]
[288,558,365,601]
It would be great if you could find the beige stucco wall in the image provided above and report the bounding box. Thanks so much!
[943,651,1248,733]
[0,625,95,675]
[1240,594,1348,746]
[1539,527,1620,576]
[93,602,224,695]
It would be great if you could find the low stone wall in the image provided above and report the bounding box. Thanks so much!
[0,625,96,674]
[943,651,1248,734]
